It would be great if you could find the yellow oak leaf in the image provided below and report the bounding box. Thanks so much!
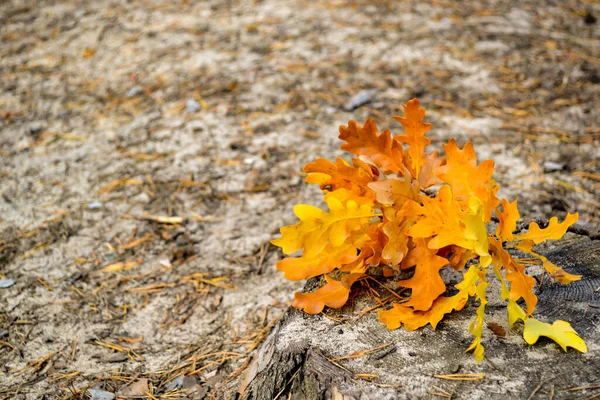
[338,118,406,174]
[434,139,499,221]
[276,243,360,281]
[496,199,520,242]
[292,273,363,314]
[304,157,378,198]
[523,318,587,353]
[412,190,489,258]
[323,187,374,206]
[271,196,377,258]
[515,213,578,244]
[466,266,489,362]
[515,240,581,285]
[507,302,586,353]
[379,263,479,330]
[398,238,449,311]
[393,98,432,177]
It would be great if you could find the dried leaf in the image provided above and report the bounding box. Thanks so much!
[379,263,479,330]
[523,318,587,353]
[293,273,363,314]
[276,243,360,281]
[271,197,377,258]
[434,139,499,221]
[515,240,582,285]
[393,98,432,177]
[304,157,378,198]
[516,213,578,244]
[367,174,420,205]
[398,238,449,311]
[466,266,489,362]
[496,199,520,242]
[338,119,406,174]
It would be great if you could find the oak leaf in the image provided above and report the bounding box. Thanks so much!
[379,263,479,330]
[496,199,520,242]
[304,157,378,198]
[271,196,377,258]
[515,240,581,285]
[466,266,489,362]
[418,151,445,188]
[397,238,449,311]
[515,213,578,244]
[276,242,360,281]
[507,302,586,353]
[393,98,432,177]
[367,173,420,206]
[292,273,363,314]
[434,139,499,221]
[338,119,406,174]
[489,237,537,316]
[380,205,418,266]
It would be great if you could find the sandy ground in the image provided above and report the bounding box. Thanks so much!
[0,0,598,399]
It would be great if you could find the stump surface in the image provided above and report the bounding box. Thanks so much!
[242,235,600,399]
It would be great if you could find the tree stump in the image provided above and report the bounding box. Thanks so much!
[241,234,600,399]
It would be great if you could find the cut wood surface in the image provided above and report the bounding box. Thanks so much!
[242,235,600,399]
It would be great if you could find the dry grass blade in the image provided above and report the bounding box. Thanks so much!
[94,340,144,361]
[118,233,155,250]
[433,374,485,381]
[16,350,58,375]
[140,215,184,224]
[94,259,140,274]
[125,283,176,293]
[568,386,600,391]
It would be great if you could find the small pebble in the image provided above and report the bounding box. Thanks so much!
[88,201,103,209]
[344,90,374,111]
[0,279,15,288]
[87,389,115,400]
[185,99,201,114]
[165,375,184,391]
[127,87,143,98]
[543,161,564,172]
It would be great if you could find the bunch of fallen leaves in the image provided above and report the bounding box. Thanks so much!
[271,99,587,360]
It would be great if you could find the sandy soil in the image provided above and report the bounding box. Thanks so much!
[0,0,598,398]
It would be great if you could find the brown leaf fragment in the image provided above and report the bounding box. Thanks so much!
[117,378,149,396]
[486,322,506,337]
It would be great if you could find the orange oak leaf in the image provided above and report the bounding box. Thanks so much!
[367,174,420,206]
[515,240,581,285]
[292,273,363,314]
[393,98,432,177]
[398,238,449,311]
[338,119,406,174]
[434,139,499,221]
[407,185,455,239]
[496,199,520,242]
[380,207,414,266]
[276,242,361,281]
[418,151,445,188]
[379,263,479,330]
[304,157,378,198]
[489,237,537,316]
[515,213,578,245]
[409,188,489,257]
